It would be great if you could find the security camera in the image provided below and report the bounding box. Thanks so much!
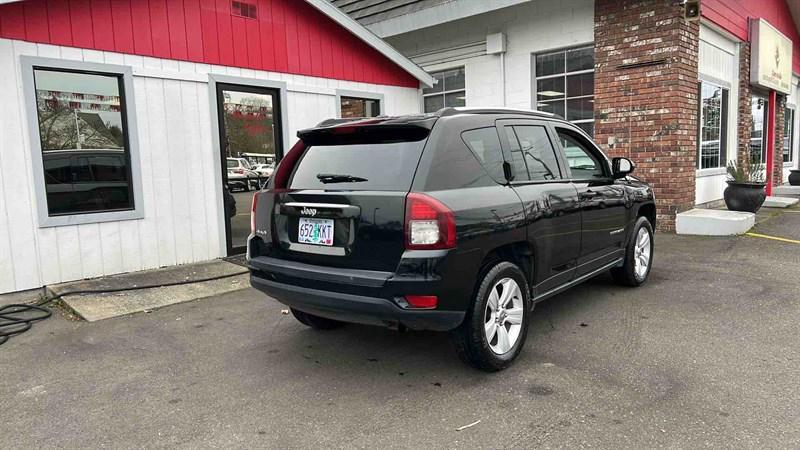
[684,0,700,21]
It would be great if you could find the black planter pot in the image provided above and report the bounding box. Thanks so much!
[789,169,800,186]
[724,181,766,213]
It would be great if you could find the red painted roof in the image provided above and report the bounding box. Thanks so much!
[0,0,420,88]
[703,0,800,75]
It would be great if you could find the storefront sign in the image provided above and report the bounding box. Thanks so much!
[750,18,793,95]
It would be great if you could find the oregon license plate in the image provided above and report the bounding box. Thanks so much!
[298,218,334,246]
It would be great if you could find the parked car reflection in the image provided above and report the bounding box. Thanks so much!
[42,148,132,215]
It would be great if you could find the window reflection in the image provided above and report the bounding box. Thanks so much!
[698,82,728,169]
[34,68,133,216]
[340,96,380,118]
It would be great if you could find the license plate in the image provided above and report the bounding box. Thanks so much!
[298,218,334,246]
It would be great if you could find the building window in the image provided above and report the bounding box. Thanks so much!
[784,108,795,163]
[340,96,380,118]
[698,82,729,169]
[751,96,768,166]
[231,1,257,19]
[534,46,594,136]
[33,68,134,216]
[423,67,465,113]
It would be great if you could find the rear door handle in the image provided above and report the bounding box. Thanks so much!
[579,190,598,199]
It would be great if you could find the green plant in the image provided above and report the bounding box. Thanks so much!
[726,159,765,184]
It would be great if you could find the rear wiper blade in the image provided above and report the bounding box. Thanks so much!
[316,173,368,183]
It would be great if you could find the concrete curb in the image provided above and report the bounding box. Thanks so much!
[50,260,250,322]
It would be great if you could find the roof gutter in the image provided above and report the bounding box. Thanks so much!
[303,0,434,88]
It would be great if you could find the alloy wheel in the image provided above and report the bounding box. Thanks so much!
[484,278,524,355]
[633,227,651,280]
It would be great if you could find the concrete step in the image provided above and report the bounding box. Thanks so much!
[50,260,250,322]
[773,185,800,197]
[763,196,800,208]
[676,209,755,236]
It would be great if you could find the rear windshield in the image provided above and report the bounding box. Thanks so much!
[288,141,426,191]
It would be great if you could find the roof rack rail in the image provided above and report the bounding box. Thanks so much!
[435,107,560,119]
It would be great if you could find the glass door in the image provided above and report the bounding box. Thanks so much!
[750,95,768,166]
[216,84,282,255]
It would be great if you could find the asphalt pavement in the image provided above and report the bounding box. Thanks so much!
[3,224,800,448]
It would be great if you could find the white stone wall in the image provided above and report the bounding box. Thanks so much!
[386,0,594,111]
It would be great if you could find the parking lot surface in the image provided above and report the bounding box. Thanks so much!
[3,228,800,448]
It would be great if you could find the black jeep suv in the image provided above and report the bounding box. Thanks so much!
[248,107,655,371]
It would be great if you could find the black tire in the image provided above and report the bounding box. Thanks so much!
[290,308,346,330]
[611,216,654,287]
[451,261,532,372]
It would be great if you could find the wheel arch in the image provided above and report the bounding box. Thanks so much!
[478,241,535,293]
[635,202,656,230]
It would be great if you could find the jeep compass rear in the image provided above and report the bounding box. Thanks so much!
[249,108,656,371]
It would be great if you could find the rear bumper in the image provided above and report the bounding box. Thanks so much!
[249,272,465,332]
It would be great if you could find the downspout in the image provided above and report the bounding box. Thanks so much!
[486,33,507,107]
[501,52,507,107]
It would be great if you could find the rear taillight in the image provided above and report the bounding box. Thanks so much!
[235,168,244,174]
[250,192,258,234]
[404,193,455,250]
[404,295,438,309]
[274,140,307,189]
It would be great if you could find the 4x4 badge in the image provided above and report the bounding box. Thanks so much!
[300,207,317,217]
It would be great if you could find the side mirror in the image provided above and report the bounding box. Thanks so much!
[612,157,635,179]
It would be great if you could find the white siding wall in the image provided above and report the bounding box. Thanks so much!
[386,0,594,110]
[696,24,740,205]
[783,76,799,182]
[0,38,420,294]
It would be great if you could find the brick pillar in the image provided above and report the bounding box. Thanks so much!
[737,42,753,166]
[773,95,786,186]
[594,0,699,232]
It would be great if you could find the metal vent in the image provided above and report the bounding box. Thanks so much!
[232,1,257,19]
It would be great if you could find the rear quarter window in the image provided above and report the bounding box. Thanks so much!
[288,141,426,191]
[461,127,506,182]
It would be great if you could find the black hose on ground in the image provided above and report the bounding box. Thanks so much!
[0,269,249,347]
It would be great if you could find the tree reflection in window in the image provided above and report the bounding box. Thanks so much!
[33,68,132,215]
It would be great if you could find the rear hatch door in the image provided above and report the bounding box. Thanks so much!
[258,118,435,273]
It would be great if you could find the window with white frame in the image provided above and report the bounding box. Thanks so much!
[784,107,795,163]
[698,81,729,169]
[22,57,142,227]
[423,67,465,113]
[534,46,595,136]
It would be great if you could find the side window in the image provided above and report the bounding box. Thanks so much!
[503,127,529,181]
[512,125,561,181]
[556,129,606,179]
[461,127,506,182]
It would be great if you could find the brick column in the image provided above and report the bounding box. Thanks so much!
[737,42,753,166]
[594,0,699,232]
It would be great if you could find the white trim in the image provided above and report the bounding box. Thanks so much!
[334,89,385,118]
[303,0,434,88]
[20,55,145,228]
[363,0,532,38]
